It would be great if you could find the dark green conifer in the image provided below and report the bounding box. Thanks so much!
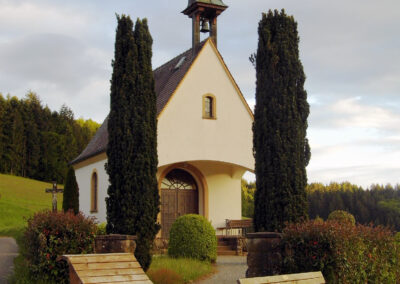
[106,15,159,271]
[128,18,160,271]
[106,14,136,235]
[253,10,310,232]
[63,167,79,214]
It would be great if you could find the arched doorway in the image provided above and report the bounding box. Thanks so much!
[161,169,199,238]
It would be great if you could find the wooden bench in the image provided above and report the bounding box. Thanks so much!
[63,253,153,284]
[217,219,253,236]
[237,271,325,284]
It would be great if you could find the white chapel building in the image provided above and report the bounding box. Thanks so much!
[71,0,254,239]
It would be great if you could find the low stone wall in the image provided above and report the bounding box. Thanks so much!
[246,232,283,277]
[94,234,137,254]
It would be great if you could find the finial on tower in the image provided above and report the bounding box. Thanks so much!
[182,0,228,51]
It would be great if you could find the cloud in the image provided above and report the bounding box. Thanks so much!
[0,1,89,39]
[310,97,400,133]
[308,164,400,188]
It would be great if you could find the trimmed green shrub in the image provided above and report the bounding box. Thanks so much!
[282,220,400,283]
[168,214,217,262]
[23,210,97,283]
[327,210,356,225]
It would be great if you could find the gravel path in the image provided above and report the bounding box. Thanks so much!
[197,256,247,284]
[0,238,18,284]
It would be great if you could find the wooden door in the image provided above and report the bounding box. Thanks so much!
[161,190,177,239]
[178,190,198,217]
[161,169,199,239]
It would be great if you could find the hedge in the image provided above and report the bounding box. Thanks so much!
[282,220,400,283]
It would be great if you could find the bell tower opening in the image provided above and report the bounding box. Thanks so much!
[182,0,228,51]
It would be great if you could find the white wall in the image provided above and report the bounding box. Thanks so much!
[75,159,108,223]
[191,161,245,228]
[157,40,254,171]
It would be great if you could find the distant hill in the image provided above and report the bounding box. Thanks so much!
[0,174,63,237]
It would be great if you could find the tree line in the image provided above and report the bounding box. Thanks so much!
[0,92,100,183]
[308,182,400,231]
[242,180,400,231]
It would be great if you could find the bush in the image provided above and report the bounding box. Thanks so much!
[96,222,107,235]
[23,210,97,283]
[282,220,400,283]
[147,268,184,284]
[168,214,217,262]
[327,210,356,225]
[313,216,324,224]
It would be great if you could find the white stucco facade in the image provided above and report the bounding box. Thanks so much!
[73,39,254,235]
[157,40,254,171]
[74,156,108,223]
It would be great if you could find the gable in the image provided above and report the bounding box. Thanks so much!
[157,40,254,170]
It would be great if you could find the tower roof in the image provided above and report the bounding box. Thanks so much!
[182,0,228,16]
[189,0,227,8]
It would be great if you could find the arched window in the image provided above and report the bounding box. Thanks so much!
[202,94,216,119]
[91,171,98,213]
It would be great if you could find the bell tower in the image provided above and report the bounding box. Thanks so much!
[182,0,228,51]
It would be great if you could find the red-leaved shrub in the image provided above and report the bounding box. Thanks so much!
[282,220,400,283]
[147,268,184,284]
[23,210,97,283]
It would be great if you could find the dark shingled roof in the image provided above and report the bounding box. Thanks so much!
[70,41,206,165]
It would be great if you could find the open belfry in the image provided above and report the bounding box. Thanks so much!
[72,0,254,246]
[182,0,228,49]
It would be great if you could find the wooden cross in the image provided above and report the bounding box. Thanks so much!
[45,181,63,212]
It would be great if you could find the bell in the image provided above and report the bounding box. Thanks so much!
[200,20,210,33]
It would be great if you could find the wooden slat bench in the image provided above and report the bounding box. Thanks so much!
[63,253,153,284]
[217,219,253,236]
[237,271,325,284]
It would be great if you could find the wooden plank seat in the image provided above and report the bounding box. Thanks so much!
[217,219,253,236]
[237,271,325,284]
[63,253,153,284]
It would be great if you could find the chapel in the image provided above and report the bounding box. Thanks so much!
[71,0,254,239]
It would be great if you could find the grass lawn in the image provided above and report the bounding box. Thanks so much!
[0,174,63,238]
[148,255,214,284]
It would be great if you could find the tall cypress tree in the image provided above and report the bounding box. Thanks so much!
[63,167,79,214]
[106,14,136,234]
[253,10,311,232]
[129,18,160,271]
[106,15,159,271]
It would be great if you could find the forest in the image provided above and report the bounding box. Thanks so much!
[0,92,100,183]
[242,180,400,231]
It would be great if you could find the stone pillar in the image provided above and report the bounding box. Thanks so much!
[94,234,137,254]
[246,232,283,278]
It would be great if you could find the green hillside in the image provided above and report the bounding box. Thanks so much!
[0,174,63,237]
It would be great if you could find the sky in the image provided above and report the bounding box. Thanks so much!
[0,0,399,188]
